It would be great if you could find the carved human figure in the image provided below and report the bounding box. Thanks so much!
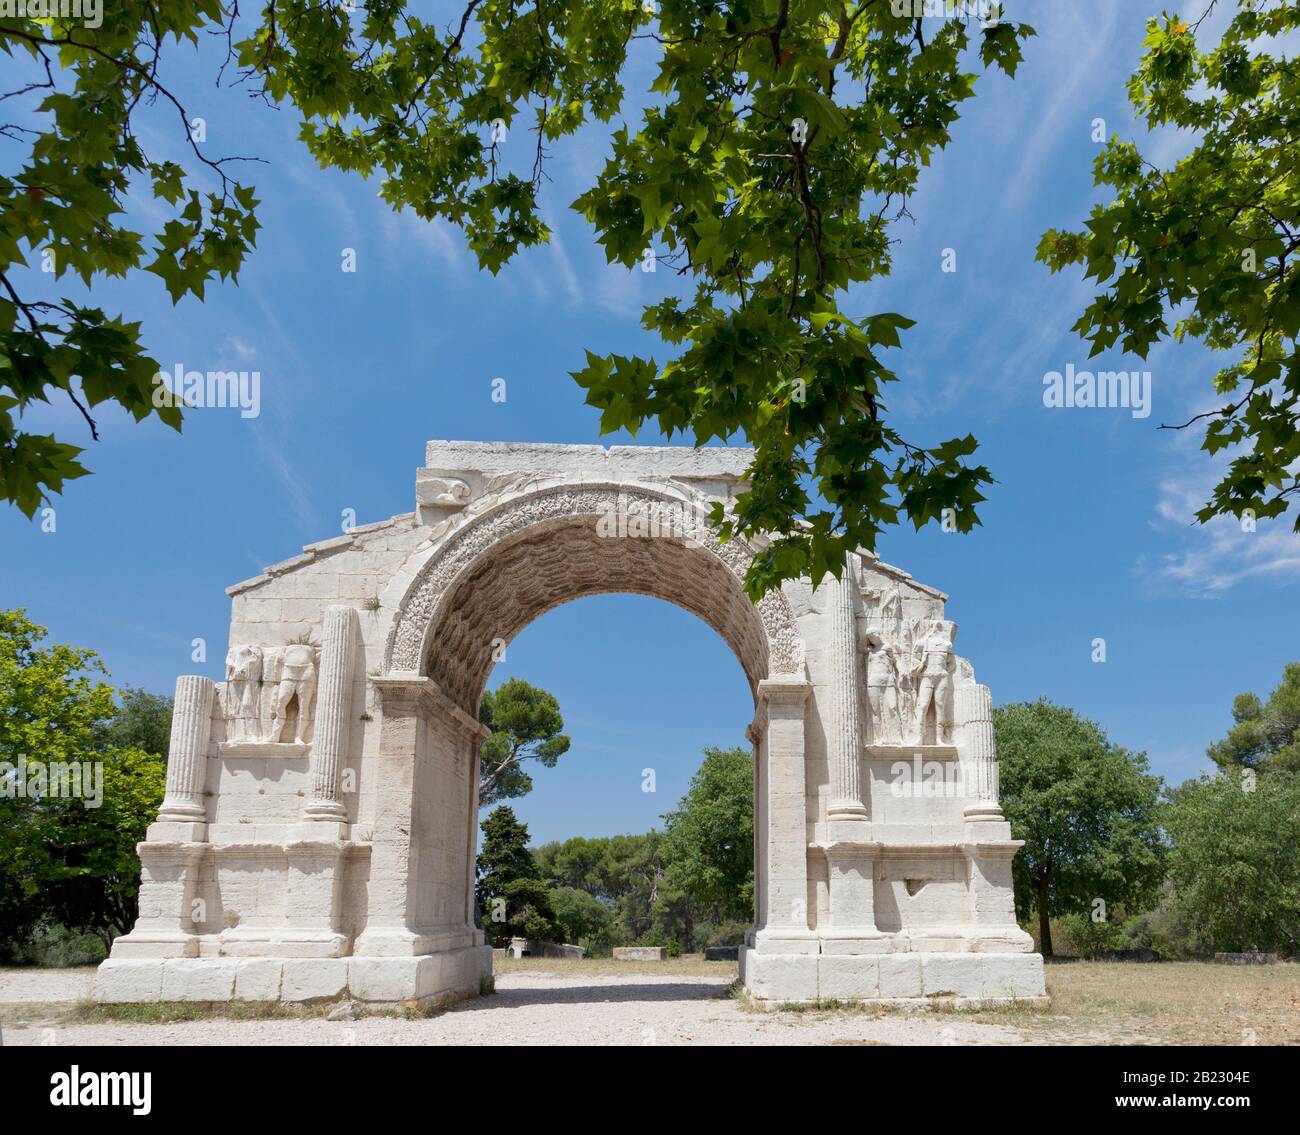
[269,643,317,743]
[257,647,283,740]
[914,619,957,744]
[223,645,262,742]
[865,641,903,745]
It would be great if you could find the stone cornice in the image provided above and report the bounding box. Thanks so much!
[370,673,492,741]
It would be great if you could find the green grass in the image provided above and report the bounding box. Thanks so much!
[68,999,335,1024]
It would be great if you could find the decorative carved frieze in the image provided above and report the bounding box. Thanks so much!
[385,485,805,707]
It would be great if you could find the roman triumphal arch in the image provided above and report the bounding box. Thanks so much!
[97,441,1045,1007]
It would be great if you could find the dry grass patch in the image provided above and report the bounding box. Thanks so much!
[962,960,1300,1045]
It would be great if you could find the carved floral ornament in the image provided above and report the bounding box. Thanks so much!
[384,483,806,680]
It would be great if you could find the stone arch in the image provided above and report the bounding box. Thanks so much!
[384,482,805,713]
[101,443,1044,1012]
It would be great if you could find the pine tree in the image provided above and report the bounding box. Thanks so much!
[475,806,560,948]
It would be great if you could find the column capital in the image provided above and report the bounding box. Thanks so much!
[757,676,811,705]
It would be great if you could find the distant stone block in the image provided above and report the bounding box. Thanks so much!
[1214,951,1278,965]
[613,946,667,962]
[704,946,739,961]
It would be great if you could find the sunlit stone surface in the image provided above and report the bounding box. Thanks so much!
[98,441,1045,1008]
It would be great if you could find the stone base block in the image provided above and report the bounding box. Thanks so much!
[106,931,200,960]
[145,821,207,842]
[738,948,820,1001]
[612,946,666,961]
[95,945,494,1007]
[161,958,239,1001]
[281,958,349,1001]
[234,959,284,1000]
[217,928,350,959]
[878,953,923,998]
[978,952,1046,1000]
[740,948,1046,1007]
[95,959,166,1003]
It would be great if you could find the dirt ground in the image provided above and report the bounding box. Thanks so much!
[1,958,1296,1046]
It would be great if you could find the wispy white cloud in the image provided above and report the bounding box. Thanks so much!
[1142,426,1300,597]
[377,205,466,276]
[225,335,257,362]
[250,425,320,537]
[998,2,1123,216]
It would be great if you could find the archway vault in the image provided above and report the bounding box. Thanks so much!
[384,482,806,714]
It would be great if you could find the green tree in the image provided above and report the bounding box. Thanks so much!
[3,4,1034,595]
[535,832,667,946]
[475,805,560,947]
[1206,661,1300,775]
[533,746,757,954]
[660,745,754,921]
[42,746,166,946]
[994,700,1166,957]
[1164,771,1300,954]
[94,687,173,760]
[548,885,615,955]
[0,609,165,951]
[478,678,570,806]
[1038,3,1300,534]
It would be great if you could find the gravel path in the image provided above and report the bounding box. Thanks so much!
[0,968,96,1003]
[1,970,1025,1046]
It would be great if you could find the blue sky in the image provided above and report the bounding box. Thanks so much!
[3,2,1298,844]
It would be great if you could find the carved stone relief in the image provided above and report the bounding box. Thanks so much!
[857,581,958,746]
[417,476,471,508]
[222,643,318,744]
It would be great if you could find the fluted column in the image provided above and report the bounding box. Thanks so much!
[958,683,1002,820]
[302,604,357,823]
[827,562,868,820]
[156,675,214,824]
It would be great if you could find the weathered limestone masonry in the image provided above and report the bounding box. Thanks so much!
[97,441,1045,1008]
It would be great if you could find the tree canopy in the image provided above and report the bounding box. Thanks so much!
[3,2,1033,594]
[1206,659,1300,776]
[534,830,669,948]
[1164,770,1300,954]
[477,677,570,806]
[0,610,166,951]
[994,699,1165,957]
[1038,3,1300,536]
[659,744,753,921]
[475,804,561,945]
[92,686,174,761]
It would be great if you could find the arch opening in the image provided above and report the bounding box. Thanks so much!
[475,591,757,961]
[385,483,805,709]
[426,515,773,716]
